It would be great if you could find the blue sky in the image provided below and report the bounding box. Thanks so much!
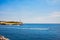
[0,0,60,23]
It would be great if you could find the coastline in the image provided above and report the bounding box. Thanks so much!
[0,35,9,40]
[0,21,23,25]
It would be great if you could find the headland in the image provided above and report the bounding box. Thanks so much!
[0,21,23,25]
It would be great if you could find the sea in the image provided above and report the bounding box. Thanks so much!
[0,24,60,40]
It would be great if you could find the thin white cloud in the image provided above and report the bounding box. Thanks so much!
[23,12,60,23]
[46,0,60,5]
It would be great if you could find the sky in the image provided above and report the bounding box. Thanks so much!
[0,0,60,23]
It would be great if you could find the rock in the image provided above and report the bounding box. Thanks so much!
[0,35,9,40]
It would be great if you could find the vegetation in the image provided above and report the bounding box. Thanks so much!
[0,21,23,25]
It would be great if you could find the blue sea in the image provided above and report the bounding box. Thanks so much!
[0,24,60,40]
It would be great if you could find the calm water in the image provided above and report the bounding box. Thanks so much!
[0,24,60,40]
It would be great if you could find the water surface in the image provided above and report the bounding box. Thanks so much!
[0,24,60,40]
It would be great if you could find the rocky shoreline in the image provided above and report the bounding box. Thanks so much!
[0,35,9,40]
